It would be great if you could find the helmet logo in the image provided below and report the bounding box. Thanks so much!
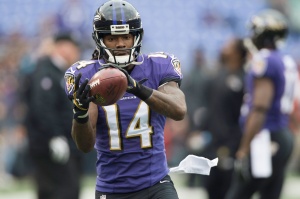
[94,13,101,21]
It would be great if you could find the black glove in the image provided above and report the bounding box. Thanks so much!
[72,73,94,123]
[119,68,153,101]
[234,157,250,182]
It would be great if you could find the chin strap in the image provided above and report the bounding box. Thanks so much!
[97,52,144,68]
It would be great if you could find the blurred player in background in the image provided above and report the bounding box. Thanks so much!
[64,0,186,199]
[24,33,83,199]
[199,37,246,199]
[226,9,297,199]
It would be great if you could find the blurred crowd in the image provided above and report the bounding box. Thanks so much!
[1,0,300,198]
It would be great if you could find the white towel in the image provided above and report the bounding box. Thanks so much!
[169,155,218,175]
[250,129,272,178]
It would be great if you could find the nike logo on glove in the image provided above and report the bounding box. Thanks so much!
[160,180,170,183]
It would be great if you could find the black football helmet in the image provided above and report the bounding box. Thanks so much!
[92,0,144,67]
[248,9,288,50]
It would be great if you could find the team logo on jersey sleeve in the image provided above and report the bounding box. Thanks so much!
[251,54,267,77]
[171,57,182,76]
[64,69,76,94]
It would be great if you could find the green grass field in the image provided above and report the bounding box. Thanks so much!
[1,172,300,199]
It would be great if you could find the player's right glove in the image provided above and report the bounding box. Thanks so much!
[72,73,94,123]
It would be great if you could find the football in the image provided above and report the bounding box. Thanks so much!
[88,67,128,106]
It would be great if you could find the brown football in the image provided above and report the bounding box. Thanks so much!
[88,67,128,106]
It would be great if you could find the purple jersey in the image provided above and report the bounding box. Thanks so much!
[240,49,298,131]
[64,52,182,193]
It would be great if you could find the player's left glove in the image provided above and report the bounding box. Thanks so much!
[119,68,153,101]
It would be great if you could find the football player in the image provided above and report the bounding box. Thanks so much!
[64,0,186,199]
[226,9,297,199]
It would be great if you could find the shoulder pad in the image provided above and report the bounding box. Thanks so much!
[64,60,98,96]
[147,52,182,76]
[72,60,98,70]
[147,52,169,59]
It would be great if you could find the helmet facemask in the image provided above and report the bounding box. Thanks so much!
[93,28,143,68]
